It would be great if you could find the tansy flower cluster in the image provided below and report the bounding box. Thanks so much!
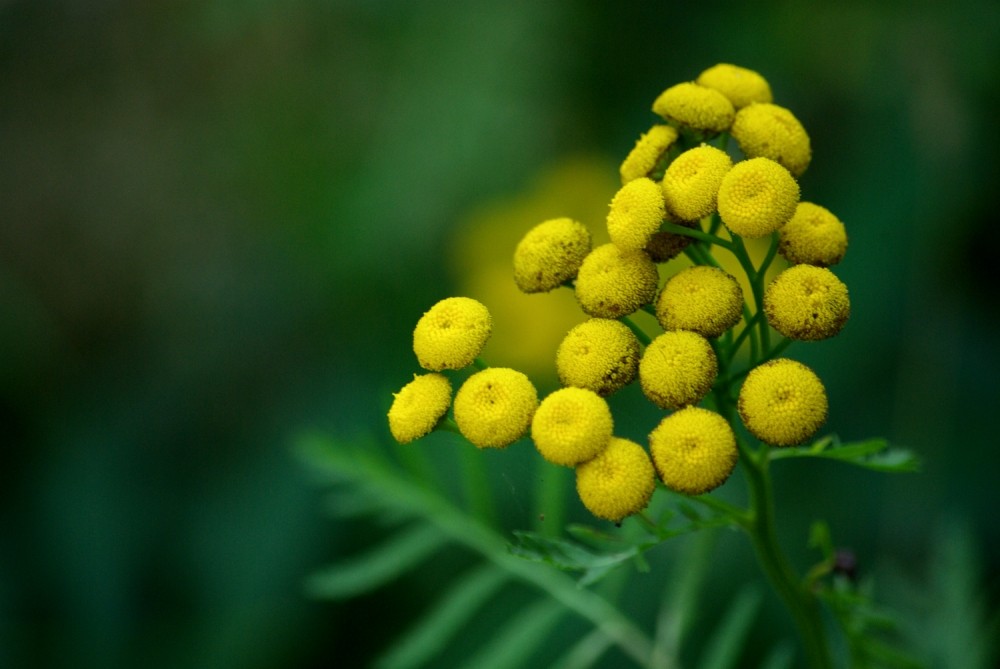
[388,63,851,525]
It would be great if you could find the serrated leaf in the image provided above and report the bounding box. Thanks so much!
[509,531,640,586]
[305,524,447,599]
[376,565,508,669]
[696,584,763,669]
[455,598,565,669]
[769,438,920,473]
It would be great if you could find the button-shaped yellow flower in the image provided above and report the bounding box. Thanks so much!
[532,387,613,466]
[764,265,850,341]
[606,177,666,251]
[556,318,640,396]
[696,63,773,109]
[779,202,848,267]
[731,103,812,177]
[656,266,743,338]
[652,82,735,133]
[454,368,538,448]
[387,373,452,444]
[575,437,655,522]
[620,124,679,184]
[513,217,592,293]
[639,331,718,410]
[717,157,800,239]
[738,358,827,446]
[413,297,492,371]
[661,145,733,222]
[649,407,738,495]
[574,243,659,318]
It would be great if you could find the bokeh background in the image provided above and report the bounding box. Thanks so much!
[2,1,999,667]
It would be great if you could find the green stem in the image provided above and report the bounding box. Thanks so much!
[739,439,833,669]
[728,235,770,353]
[663,222,734,251]
[620,314,652,347]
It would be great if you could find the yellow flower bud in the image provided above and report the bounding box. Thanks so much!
[696,63,773,109]
[656,266,743,338]
[575,437,655,522]
[387,373,452,444]
[620,124,679,184]
[652,82,735,133]
[639,331,718,410]
[649,407,738,495]
[661,145,733,222]
[778,202,848,267]
[606,177,666,251]
[717,157,800,239]
[532,387,613,466]
[764,265,850,341]
[731,103,812,177]
[453,368,538,448]
[413,297,492,371]
[513,217,592,293]
[738,358,827,446]
[574,243,659,318]
[556,318,640,396]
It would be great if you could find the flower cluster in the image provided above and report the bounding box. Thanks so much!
[388,63,851,524]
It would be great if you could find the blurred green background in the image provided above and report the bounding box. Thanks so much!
[2,1,998,667]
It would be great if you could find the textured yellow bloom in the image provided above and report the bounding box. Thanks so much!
[639,331,718,410]
[649,407,737,495]
[696,63,773,109]
[717,158,800,239]
[413,297,492,370]
[620,124,679,184]
[731,103,812,177]
[513,217,592,293]
[453,368,538,448]
[652,82,735,133]
[574,243,659,318]
[556,319,640,396]
[387,373,452,444]
[738,358,827,446]
[532,387,613,466]
[655,266,743,338]
[779,202,848,267]
[764,265,850,340]
[645,226,694,263]
[575,437,655,522]
[661,145,733,222]
[606,178,666,251]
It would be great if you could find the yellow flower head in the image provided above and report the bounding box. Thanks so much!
[531,387,614,466]
[606,177,666,251]
[738,358,827,446]
[764,265,850,341]
[779,202,848,267]
[731,103,812,177]
[387,373,452,444]
[645,226,695,263]
[413,297,492,370]
[652,82,735,133]
[556,318,640,396]
[696,63,773,109]
[649,407,738,495]
[661,144,733,222]
[717,157,800,239]
[575,437,655,522]
[453,367,538,448]
[574,243,659,318]
[620,124,679,184]
[513,217,592,293]
[656,266,743,338]
[639,331,718,410]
